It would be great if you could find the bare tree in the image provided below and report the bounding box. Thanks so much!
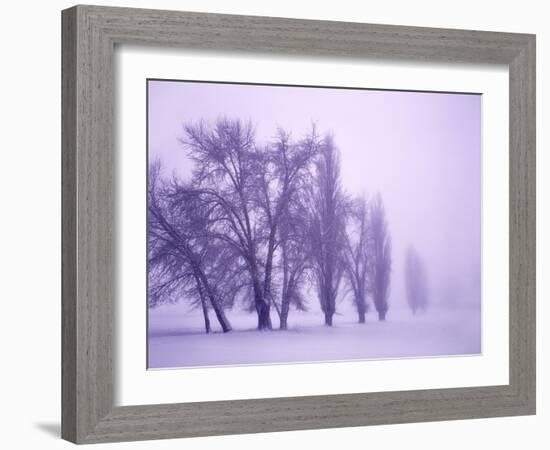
[276,190,311,330]
[370,193,392,321]
[344,195,371,323]
[404,246,428,314]
[152,119,391,332]
[181,119,318,330]
[255,127,319,326]
[309,135,347,326]
[180,118,274,329]
[148,161,232,332]
[148,246,215,333]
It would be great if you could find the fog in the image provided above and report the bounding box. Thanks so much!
[148,79,481,315]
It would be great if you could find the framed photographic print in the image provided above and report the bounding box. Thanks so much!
[62,5,536,444]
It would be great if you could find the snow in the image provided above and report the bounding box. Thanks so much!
[148,304,481,369]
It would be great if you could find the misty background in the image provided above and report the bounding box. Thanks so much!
[148,79,481,317]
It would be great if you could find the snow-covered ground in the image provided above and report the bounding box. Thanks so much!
[148,303,481,369]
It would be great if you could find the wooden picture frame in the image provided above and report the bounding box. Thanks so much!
[61,5,536,444]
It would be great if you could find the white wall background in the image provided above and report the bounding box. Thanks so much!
[0,1,546,448]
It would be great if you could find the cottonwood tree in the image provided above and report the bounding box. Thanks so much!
[370,193,392,321]
[404,246,429,314]
[147,161,232,332]
[148,163,213,328]
[181,119,318,330]
[181,118,272,329]
[254,128,319,326]
[309,135,347,326]
[276,188,312,329]
[151,119,394,332]
[148,246,215,333]
[344,195,371,323]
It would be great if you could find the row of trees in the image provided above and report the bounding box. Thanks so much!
[148,118,394,333]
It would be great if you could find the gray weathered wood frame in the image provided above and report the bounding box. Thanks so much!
[61,4,536,444]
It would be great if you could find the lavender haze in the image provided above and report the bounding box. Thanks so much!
[147,79,481,369]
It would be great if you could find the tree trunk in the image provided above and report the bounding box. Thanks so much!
[257,299,272,330]
[209,293,232,332]
[320,287,335,326]
[253,277,272,330]
[280,297,290,330]
[196,281,211,333]
[201,302,211,333]
[357,291,366,323]
[271,299,282,323]
[378,311,386,321]
[262,238,277,328]
[263,233,276,306]
[280,312,288,330]
[280,290,291,330]
[279,244,290,330]
[197,271,232,332]
[251,263,272,331]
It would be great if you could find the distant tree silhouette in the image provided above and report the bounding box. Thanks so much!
[369,194,392,321]
[404,246,429,315]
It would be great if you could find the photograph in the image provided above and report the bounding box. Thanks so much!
[146,79,482,369]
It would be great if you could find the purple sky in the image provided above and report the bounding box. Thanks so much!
[148,79,481,310]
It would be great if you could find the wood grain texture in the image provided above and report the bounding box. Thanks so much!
[61,4,536,444]
[61,7,77,443]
